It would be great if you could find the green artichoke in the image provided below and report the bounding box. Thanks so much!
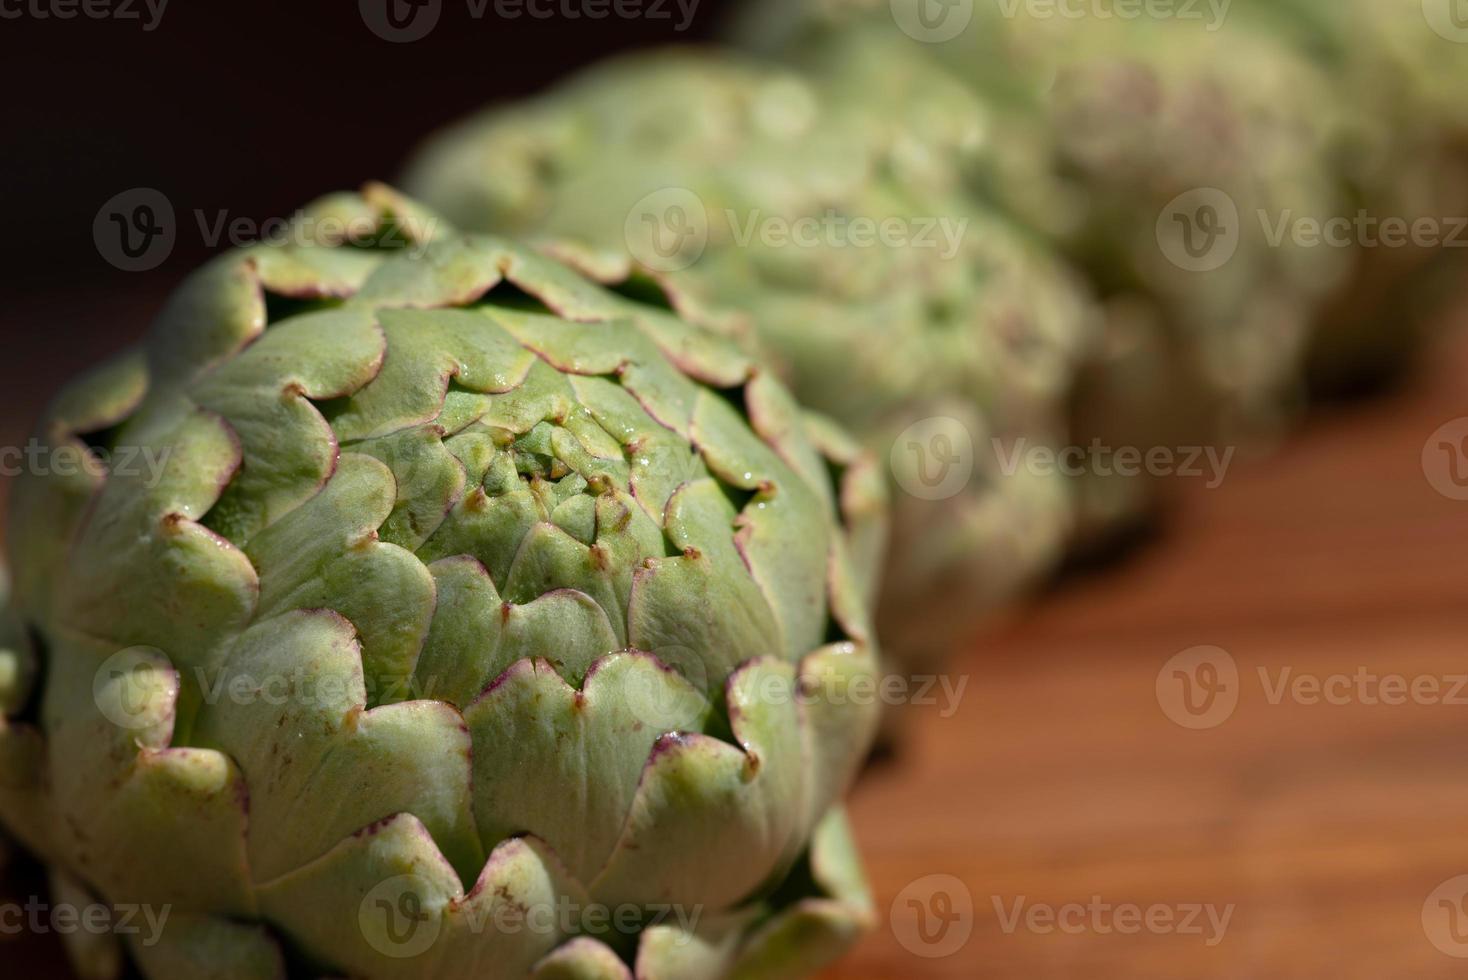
[1022,14,1349,533]
[0,185,886,979]
[735,0,1354,536]
[404,50,1098,666]
[1240,0,1468,164]
[1233,0,1468,392]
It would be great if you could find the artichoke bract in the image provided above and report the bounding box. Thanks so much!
[404,50,1098,666]
[0,186,886,979]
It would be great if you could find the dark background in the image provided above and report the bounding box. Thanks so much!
[1,0,734,438]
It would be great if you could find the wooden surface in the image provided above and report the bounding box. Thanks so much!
[3,320,1467,978]
[828,322,1468,978]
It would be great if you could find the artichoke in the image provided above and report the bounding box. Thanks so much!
[1023,14,1349,533]
[405,50,1098,666]
[1233,0,1468,392]
[735,0,1354,536]
[0,185,886,979]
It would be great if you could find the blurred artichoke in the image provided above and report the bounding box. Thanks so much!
[737,0,1355,537]
[0,185,885,979]
[406,50,1099,666]
[1234,0,1468,392]
[1029,14,1350,533]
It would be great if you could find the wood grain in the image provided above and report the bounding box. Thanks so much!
[826,319,1468,979]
